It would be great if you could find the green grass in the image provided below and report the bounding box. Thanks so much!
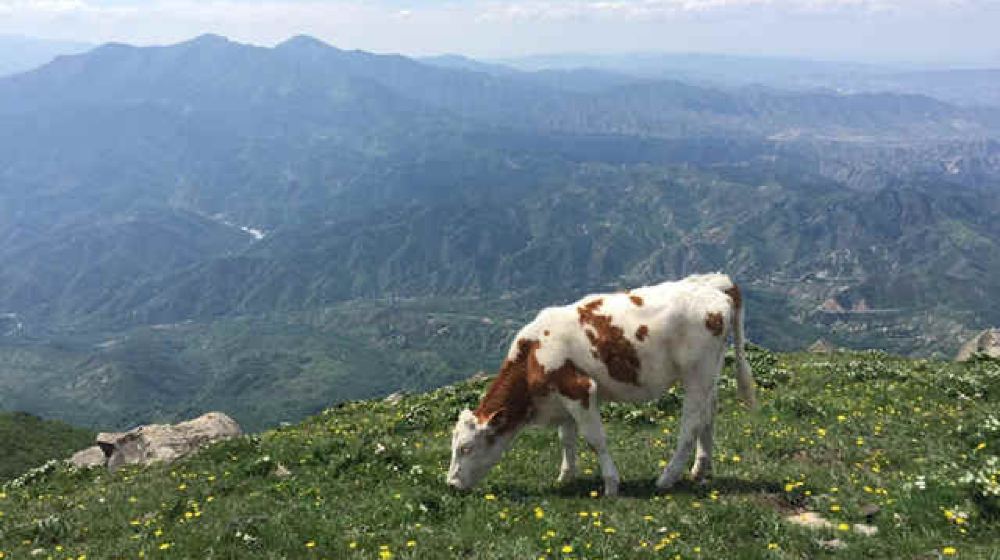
[0,412,93,481]
[1,349,998,558]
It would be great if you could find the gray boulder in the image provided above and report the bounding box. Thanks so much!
[69,446,107,468]
[94,412,242,472]
[956,328,1000,362]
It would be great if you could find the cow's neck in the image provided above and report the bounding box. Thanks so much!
[474,338,542,434]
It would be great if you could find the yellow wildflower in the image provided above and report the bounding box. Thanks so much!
[943,547,957,556]
[561,545,573,553]
[305,541,316,548]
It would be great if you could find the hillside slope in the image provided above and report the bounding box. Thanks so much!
[0,412,93,480]
[2,350,997,558]
[2,34,1000,434]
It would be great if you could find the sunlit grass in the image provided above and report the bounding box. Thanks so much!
[1,349,998,558]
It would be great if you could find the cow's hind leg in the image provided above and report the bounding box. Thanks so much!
[557,421,578,483]
[690,385,718,483]
[562,397,620,497]
[657,361,718,490]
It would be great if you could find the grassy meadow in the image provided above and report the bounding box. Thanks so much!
[1,348,998,558]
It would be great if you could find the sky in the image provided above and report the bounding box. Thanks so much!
[2,0,999,63]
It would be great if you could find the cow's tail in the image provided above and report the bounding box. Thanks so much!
[727,282,757,409]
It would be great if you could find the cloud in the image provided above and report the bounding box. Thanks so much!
[1,0,996,60]
[472,0,968,22]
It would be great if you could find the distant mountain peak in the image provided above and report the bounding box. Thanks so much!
[275,35,333,52]
[184,33,231,46]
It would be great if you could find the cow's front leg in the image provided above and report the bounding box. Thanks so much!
[557,421,578,483]
[563,398,620,497]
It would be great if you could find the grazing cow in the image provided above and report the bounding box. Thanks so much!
[447,273,755,496]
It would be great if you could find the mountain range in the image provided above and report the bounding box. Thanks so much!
[1,34,999,430]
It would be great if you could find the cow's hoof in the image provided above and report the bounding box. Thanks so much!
[557,470,576,484]
[690,463,712,484]
[656,471,682,491]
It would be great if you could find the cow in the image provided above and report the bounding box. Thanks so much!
[447,273,755,496]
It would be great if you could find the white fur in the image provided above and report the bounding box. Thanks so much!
[447,273,755,495]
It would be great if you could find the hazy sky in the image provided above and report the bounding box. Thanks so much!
[2,0,999,63]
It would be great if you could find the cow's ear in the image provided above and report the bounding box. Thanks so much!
[485,408,508,431]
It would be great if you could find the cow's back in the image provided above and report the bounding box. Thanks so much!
[513,278,733,403]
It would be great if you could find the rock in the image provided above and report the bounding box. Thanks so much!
[860,503,881,520]
[96,412,242,472]
[274,463,292,478]
[785,511,833,530]
[956,328,1000,362]
[808,339,836,354]
[853,523,879,536]
[384,391,406,405]
[821,298,846,313]
[469,371,490,382]
[817,538,847,550]
[69,446,107,468]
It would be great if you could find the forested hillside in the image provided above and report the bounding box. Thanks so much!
[0,412,93,480]
[1,35,999,430]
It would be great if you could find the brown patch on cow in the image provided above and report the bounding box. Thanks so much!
[543,330,550,337]
[474,339,599,431]
[705,312,725,336]
[548,360,592,408]
[474,339,543,433]
[581,298,604,313]
[629,295,644,307]
[725,284,742,311]
[577,301,641,385]
[635,325,649,341]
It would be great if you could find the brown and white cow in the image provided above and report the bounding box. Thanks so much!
[447,273,755,496]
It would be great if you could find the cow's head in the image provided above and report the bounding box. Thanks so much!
[447,408,513,490]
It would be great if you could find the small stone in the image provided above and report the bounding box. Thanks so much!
[274,464,292,478]
[853,523,879,536]
[818,538,847,550]
[384,392,406,405]
[860,503,881,519]
[785,511,833,530]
